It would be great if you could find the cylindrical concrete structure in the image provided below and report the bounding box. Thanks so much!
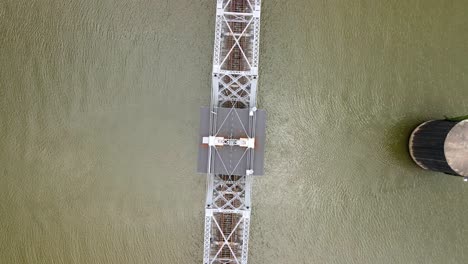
[409,119,468,179]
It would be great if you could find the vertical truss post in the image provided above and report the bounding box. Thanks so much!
[240,211,251,264]
[203,211,213,264]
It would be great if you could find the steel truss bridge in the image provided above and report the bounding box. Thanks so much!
[197,1,264,264]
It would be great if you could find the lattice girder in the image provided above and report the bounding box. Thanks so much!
[203,1,262,263]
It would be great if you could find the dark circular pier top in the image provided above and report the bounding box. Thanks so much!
[445,120,468,177]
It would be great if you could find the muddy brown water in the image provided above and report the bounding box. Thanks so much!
[1,0,468,263]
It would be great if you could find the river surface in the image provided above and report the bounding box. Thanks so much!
[1,1,468,263]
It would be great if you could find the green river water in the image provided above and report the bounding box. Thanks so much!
[1,0,468,263]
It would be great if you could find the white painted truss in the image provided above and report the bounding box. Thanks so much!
[203,1,261,263]
[211,0,261,109]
